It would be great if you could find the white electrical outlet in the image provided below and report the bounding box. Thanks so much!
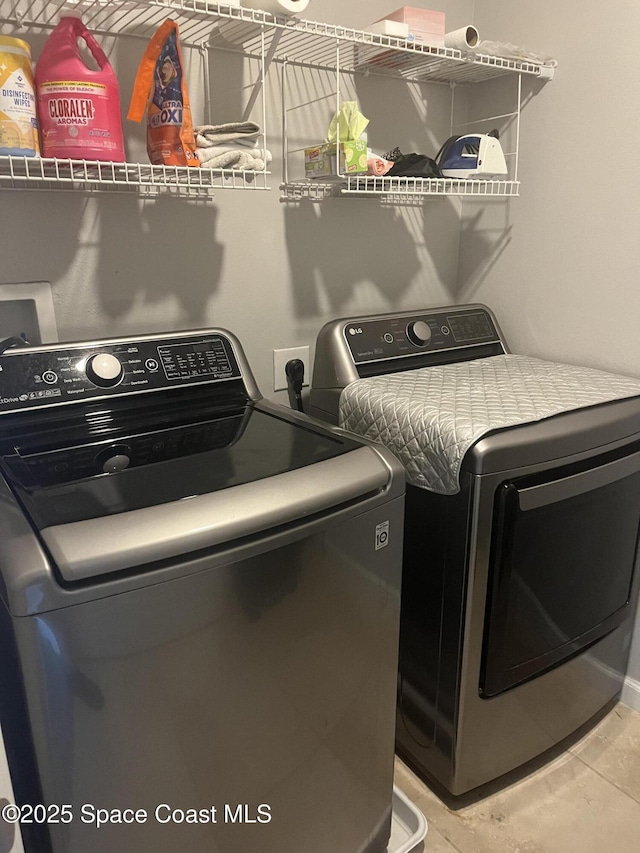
[273,346,310,392]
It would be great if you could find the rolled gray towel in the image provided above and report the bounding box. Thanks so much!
[194,122,261,146]
[195,143,272,163]
[197,147,266,171]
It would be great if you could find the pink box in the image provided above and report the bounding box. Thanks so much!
[384,6,445,45]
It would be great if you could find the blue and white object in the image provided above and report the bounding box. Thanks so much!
[437,130,508,178]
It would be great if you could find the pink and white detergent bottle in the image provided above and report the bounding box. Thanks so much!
[34,15,125,161]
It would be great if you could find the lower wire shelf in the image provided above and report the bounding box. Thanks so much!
[0,155,271,197]
[281,175,520,202]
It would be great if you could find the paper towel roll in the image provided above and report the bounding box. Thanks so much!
[444,25,479,51]
[240,0,310,16]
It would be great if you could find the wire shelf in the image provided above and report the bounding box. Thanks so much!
[280,177,520,202]
[208,7,555,83]
[0,155,270,196]
[1,0,556,82]
[0,1,553,199]
[343,175,520,196]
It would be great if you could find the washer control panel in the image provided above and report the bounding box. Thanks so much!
[344,307,501,365]
[0,333,241,413]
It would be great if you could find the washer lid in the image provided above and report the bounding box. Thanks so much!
[39,443,391,582]
[2,403,367,531]
[0,402,396,584]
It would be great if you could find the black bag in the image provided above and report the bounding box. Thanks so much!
[386,152,443,178]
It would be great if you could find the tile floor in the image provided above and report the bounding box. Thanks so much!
[394,701,640,853]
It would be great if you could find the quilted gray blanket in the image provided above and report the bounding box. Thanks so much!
[338,354,640,495]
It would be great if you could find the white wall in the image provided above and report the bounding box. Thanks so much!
[468,0,640,705]
[1,0,473,403]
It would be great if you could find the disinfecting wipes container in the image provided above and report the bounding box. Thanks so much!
[0,36,39,156]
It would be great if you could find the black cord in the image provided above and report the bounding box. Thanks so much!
[285,359,305,413]
[0,336,30,355]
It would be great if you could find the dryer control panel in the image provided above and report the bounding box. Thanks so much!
[343,307,502,365]
[0,331,242,414]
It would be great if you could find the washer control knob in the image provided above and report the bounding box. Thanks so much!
[406,320,432,347]
[101,454,131,474]
[86,353,123,388]
[95,444,131,474]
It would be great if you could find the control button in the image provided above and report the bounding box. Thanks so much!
[95,444,132,474]
[101,454,131,474]
[85,353,124,388]
[383,333,394,344]
[406,320,432,347]
[441,326,451,336]
[145,358,159,371]
[42,370,58,385]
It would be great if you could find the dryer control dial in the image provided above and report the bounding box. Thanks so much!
[85,353,124,388]
[406,320,432,347]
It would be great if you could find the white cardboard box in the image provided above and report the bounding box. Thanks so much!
[368,19,411,39]
[384,6,446,46]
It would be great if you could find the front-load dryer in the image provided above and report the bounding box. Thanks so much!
[309,304,640,796]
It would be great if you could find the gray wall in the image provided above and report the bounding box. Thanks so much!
[466,0,640,700]
[462,0,640,376]
[1,0,473,403]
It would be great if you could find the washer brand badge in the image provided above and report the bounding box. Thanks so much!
[348,327,363,336]
[375,521,389,550]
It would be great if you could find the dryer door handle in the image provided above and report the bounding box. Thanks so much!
[516,449,640,512]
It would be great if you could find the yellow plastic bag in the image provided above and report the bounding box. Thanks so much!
[127,20,199,167]
[326,101,369,143]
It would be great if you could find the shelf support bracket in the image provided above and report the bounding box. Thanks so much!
[281,58,289,185]
[514,73,522,183]
[199,42,212,126]
[449,80,456,136]
[241,27,285,123]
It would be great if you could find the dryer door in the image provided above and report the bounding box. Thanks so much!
[481,446,640,697]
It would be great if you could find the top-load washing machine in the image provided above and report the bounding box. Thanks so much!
[309,303,640,796]
[0,327,405,853]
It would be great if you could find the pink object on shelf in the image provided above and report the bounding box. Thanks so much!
[35,16,125,162]
[367,156,393,176]
[383,6,446,45]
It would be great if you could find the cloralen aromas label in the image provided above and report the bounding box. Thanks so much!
[38,81,120,153]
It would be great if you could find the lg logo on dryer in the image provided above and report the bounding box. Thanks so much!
[348,327,363,335]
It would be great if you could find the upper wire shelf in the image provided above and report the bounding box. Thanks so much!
[1,0,556,83]
[280,176,521,203]
[0,155,270,196]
